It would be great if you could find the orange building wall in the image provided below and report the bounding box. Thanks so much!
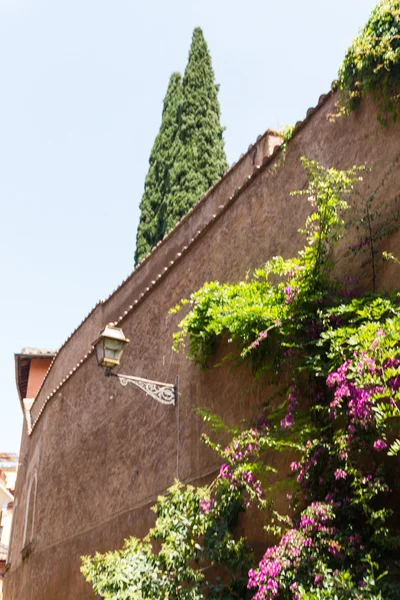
[26,359,52,399]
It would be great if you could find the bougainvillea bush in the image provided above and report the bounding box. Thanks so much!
[171,157,400,598]
[82,157,400,598]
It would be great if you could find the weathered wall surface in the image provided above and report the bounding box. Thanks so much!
[5,92,400,599]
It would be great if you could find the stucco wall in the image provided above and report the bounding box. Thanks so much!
[5,91,400,599]
[30,128,282,424]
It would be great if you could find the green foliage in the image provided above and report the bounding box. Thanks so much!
[161,28,228,236]
[338,0,400,123]
[135,73,182,264]
[135,28,227,264]
[81,481,251,599]
[280,125,295,144]
[297,557,387,599]
[173,158,363,368]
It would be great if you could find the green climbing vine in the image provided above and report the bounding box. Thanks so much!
[338,0,400,123]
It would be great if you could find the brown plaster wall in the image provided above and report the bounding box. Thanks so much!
[5,92,400,599]
[31,129,282,420]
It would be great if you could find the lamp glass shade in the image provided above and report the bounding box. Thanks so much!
[95,341,105,366]
[105,339,125,362]
[93,324,130,369]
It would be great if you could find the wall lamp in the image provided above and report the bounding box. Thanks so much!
[92,323,176,406]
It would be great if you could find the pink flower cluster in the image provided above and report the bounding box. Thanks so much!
[327,359,377,439]
[326,348,400,451]
[199,497,215,514]
[384,357,400,392]
[373,439,387,452]
[334,469,347,481]
[219,462,263,507]
[292,444,325,488]
[216,424,271,507]
[248,330,269,352]
[248,502,335,599]
[356,351,376,376]
[219,463,232,480]
[284,286,299,304]
[224,428,264,462]
[347,386,375,434]
[280,385,298,429]
[326,360,350,389]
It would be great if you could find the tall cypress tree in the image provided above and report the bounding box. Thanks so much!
[160,28,228,237]
[134,72,182,265]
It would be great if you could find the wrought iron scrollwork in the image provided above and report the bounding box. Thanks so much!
[116,374,176,405]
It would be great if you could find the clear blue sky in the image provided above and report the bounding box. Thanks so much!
[0,0,378,452]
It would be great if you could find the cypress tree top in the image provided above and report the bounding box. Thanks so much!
[134,28,227,263]
[160,27,228,237]
[134,72,182,265]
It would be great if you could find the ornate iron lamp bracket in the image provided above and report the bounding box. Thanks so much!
[105,369,176,406]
